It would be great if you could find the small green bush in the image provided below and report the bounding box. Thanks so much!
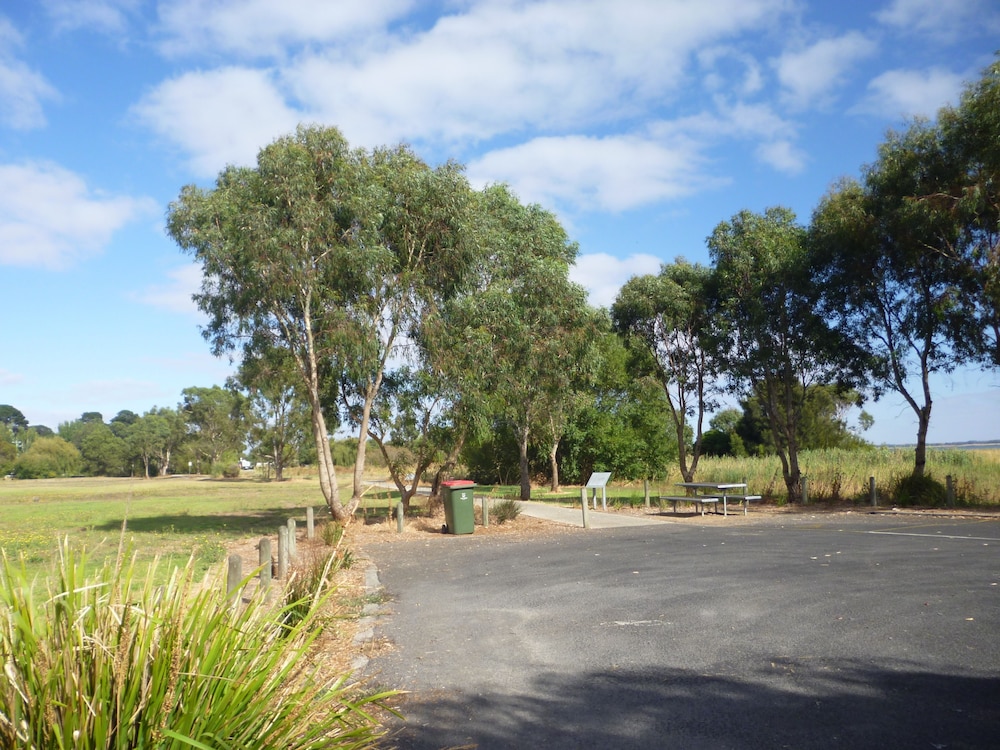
[492,498,521,524]
[892,473,948,507]
[221,463,241,478]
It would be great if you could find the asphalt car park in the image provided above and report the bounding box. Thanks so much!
[363,512,1000,749]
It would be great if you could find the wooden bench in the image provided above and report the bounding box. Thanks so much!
[658,495,720,516]
[721,494,762,516]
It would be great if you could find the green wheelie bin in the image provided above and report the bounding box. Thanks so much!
[441,479,476,534]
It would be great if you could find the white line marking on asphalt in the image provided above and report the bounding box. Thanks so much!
[868,531,1000,542]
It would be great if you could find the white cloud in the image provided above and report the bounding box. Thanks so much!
[42,0,139,35]
[698,46,765,97]
[755,140,807,174]
[468,133,717,213]
[0,161,157,269]
[0,17,59,129]
[137,0,792,166]
[132,66,302,176]
[290,0,791,149]
[571,252,663,309]
[156,0,415,58]
[132,263,203,316]
[876,0,1000,42]
[853,67,967,119]
[774,31,877,109]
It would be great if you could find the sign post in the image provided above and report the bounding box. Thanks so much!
[585,472,612,511]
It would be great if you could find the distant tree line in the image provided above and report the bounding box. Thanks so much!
[5,58,997,508]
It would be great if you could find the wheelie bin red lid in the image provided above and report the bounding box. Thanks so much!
[441,479,475,488]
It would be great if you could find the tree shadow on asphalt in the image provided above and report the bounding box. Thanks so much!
[379,659,1000,749]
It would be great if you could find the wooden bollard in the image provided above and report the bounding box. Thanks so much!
[946,475,955,508]
[869,476,877,507]
[306,507,315,540]
[802,476,809,505]
[396,501,404,533]
[278,526,289,579]
[227,554,242,602]
[580,487,590,529]
[258,538,272,593]
[644,479,650,508]
[287,518,296,558]
[481,495,489,527]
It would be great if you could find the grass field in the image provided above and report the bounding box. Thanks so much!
[0,473,349,579]
[4,446,998,578]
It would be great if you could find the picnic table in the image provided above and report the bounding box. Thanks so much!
[660,481,761,517]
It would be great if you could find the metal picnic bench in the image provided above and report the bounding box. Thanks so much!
[659,482,762,517]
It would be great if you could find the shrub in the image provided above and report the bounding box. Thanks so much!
[321,521,345,546]
[221,462,241,478]
[492,498,521,524]
[0,541,391,749]
[892,473,948,507]
[12,436,81,479]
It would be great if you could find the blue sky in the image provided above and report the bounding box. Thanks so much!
[2,0,999,446]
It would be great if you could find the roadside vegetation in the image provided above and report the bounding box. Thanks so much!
[0,536,391,749]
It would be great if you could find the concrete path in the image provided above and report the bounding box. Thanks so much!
[515,499,664,528]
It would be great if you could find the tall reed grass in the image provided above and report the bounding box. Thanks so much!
[0,539,391,749]
[680,447,1000,505]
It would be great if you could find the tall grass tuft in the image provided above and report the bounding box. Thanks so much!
[0,539,392,749]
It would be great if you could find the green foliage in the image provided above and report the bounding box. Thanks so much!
[181,385,247,467]
[321,521,345,546]
[0,439,15,475]
[0,541,391,749]
[891,473,948,507]
[491,498,521,524]
[12,436,82,479]
[282,550,344,628]
[612,259,720,481]
[0,405,28,433]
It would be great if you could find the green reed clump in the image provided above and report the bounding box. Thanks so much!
[491,498,522,524]
[0,539,392,749]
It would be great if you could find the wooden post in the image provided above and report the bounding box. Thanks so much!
[287,518,296,558]
[946,475,955,508]
[278,526,289,579]
[396,501,404,533]
[580,487,590,529]
[258,538,271,595]
[802,476,809,506]
[226,554,242,602]
[306,507,315,540]
[481,495,489,527]
[869,476,877,507]
[644,479,650,509]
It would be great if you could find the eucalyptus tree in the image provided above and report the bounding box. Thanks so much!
[127,412,172,478]
[936,56,1000,363]
[441,184,594,500]
[709,207,860,502]
[366,365,474,510]
[612,259,719,482]
[168,125,478,519]
[810,121,975,478]
[168,126,359,518]
[235,353,310,481]
[179,386,246,471]
[334,145,477,503]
